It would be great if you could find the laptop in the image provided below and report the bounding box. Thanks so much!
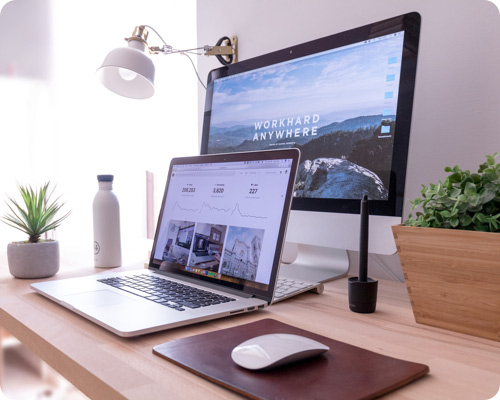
[31,149,315,337]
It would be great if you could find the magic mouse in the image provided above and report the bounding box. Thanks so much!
[231,333,329,370]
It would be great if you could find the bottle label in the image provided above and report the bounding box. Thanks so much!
[94,241,101,255]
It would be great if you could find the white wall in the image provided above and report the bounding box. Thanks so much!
[50,0,199,264]
[0,0,199,265]
[196,0,500,280]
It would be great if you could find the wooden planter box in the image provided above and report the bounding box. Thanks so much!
[392,224,500,342]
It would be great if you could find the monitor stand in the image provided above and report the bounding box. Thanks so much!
[279,242,349,283]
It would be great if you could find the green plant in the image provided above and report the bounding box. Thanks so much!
[405,153,500,232]
[1,182,70,243]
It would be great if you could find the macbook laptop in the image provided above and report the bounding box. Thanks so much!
[31,149,319,337]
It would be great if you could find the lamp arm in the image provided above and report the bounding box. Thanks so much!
[141,25,200,56]
[139,25,237,64]
[137,25,206,89]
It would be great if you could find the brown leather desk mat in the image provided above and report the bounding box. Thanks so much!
[153,318,429,400]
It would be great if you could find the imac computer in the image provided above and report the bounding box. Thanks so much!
[200,13,421,282]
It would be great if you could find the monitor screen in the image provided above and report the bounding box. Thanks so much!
[201,13,420,218]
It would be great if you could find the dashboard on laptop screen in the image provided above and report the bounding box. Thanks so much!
[150,151,298,296]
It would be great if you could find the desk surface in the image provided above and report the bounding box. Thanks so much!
[0,250,499,400]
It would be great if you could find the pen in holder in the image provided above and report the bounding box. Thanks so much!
[348,195,378,313]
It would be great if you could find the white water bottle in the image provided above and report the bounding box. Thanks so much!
[93,175,122,268]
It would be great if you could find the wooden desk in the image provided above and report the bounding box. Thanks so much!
[0,250,499,400]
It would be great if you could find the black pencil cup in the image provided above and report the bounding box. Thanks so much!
[348,277,378,313]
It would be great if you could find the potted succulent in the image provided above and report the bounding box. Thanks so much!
[1,182,70,279]
[392,153,500,341]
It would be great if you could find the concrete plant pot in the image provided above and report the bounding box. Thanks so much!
[7,240,60,279]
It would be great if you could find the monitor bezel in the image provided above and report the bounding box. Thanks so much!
[200,12,421,217]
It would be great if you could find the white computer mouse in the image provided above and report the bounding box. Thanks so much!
[231,333,329,371]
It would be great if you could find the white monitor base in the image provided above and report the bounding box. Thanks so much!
[279,242,349,283]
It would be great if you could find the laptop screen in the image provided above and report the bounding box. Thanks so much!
[149,149,299,299]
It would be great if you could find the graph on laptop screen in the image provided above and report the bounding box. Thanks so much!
[151,156,295,293]
[200,13,421,282]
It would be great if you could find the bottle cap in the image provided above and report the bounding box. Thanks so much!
[97,175,114,182]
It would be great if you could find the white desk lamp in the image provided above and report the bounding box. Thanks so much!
[97,25,238,99]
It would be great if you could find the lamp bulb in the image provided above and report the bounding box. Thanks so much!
[118,68,137,81]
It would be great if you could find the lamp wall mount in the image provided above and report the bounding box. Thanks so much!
[204,36,238,64]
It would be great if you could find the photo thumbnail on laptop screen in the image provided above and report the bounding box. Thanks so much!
[205,31,405,201]
[151,157,294,292]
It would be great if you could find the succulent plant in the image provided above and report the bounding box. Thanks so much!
[1,182,71,243]
[405,153,500,232]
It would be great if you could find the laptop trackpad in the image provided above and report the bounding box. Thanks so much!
[63,289,138,309]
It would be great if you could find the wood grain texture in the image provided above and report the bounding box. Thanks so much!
[0,248,499,399]
[392,224,500,341]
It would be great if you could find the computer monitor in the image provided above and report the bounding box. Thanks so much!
[193,234,209,253]
[200,13,421,282]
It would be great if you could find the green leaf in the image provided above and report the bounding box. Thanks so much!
[459,214,472,227]
[476,213,487,223]
[406,153,500,232]
[464,182,477,196]
[448,172,463,183]
[470,173,481,184]
[441,210,451,218]
[1,182,70,242]
[486,154,497,166]
[449,188,461,198]
[480,189,496,204]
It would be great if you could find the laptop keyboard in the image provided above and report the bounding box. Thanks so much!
[97,274,236,311]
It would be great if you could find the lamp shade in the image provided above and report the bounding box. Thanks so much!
[97,41,155,99]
